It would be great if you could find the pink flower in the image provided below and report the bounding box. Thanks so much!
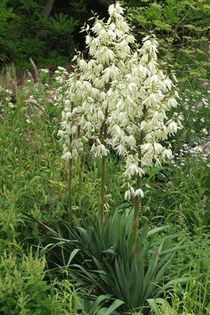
[48,98,54,104]
[202,81,210,88]
[48,90,56,95]
[196,101,203,108]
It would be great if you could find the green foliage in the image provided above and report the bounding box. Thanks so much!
[0,50,209,314]
[141,157,210,230]
[177,87,210,144]
[0,0,89,69]
[0,249,124,314]
[130,232,210,314]
[40,210,182,312]
[1,0,209,80]
[79,294,124,315]
[171,234,210,315]
[0,251,54,314]
[123,0,210,85]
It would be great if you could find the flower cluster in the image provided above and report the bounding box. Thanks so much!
[0,86,14,111]
[110,35,182,198]
[58,3,180,201]
[181,88,209,143]
[58,3,135,161]
[171,140,210,169]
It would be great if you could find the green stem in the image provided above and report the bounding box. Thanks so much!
[131,110,147,255]
[133,105,146,220]
[68,158,72,211]
[132,173,141,245]
[134,174,141,219]
[99,106,108,220]
[133,142,142,223]
[100,155,106,220]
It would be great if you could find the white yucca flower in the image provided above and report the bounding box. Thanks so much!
[57,2,135,163]
[57,2,181,205]
[114,34,181,197]
[91,143,109,158]
[124,185,144,201]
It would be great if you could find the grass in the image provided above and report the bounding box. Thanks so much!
[0,66,209,314]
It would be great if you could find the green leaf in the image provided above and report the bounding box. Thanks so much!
[98,299,124,315]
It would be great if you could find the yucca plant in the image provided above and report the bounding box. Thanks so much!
[58,2,181,219]
[39,210,183,312]
[79,294,124,315]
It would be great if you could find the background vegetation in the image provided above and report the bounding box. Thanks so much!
[0,0,209,83]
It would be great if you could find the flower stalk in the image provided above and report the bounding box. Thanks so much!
[57,2,181,222]
[68,158,72,212]
[100,155,106,217]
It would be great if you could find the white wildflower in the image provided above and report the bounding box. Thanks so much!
[57,2,180,204]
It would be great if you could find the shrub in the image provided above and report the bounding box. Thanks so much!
[123,0,210,85]
[0,251,54,314]
[0,0,88,69]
